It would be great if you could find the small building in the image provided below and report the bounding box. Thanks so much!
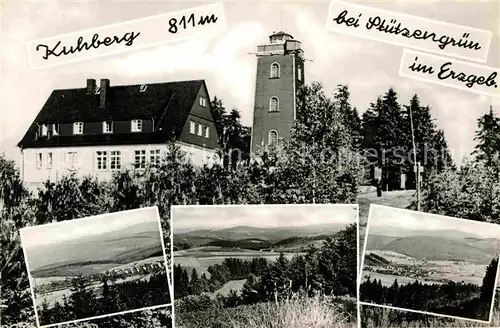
[17,79,220,188]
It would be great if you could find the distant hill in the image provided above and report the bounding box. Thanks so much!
[175,223,347,247]
[27,221,163,276]
[374,235,496,264]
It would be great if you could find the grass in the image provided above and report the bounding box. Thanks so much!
[361,305,500,327]
[230,296,356,328]
[176,296,356,328]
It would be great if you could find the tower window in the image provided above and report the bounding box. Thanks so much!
[269,97,279,112]
[268,130,278,146]
[298,66,302,81]
[270,62,280,79]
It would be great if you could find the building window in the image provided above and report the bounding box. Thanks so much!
[39,124,48,137]
[190,121,196,134]
[149,149,161,166]
[269,97,279,112]
[66,152,77,163]
[36,153,42,169]
[197,123,203,136]
[298,66,302,81]
[73,122,84,135]
[96,151,108,170]
[110,151,121,170]
[47,152,53,169]
[199,97,207,107]
[270,62,280,78]
[52,124,59,136]
[103,121,113,133]
[204,126,210,138]
[268,130,278,146]
[134,150,146,169]
[131,119,142,132]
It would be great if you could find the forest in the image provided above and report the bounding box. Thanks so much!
[360,257,499,322]
[2,81,499,327]
[37,270,170,326]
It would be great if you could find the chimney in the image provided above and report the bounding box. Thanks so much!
[100,79,110,108]
[86,79,96,94]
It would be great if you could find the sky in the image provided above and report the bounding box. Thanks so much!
[368,205,500,240]
[172,204,357,232]
[1,0,499,167]
[20,206,160,248]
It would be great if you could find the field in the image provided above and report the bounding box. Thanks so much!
[215,279,247,297]
[175,246,299,279]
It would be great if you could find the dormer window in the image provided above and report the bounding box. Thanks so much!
[73,122,83,135]
[199,97,207,107]
[103,121,113,134]
[131,119,142,132]
[270,63,280,78]
[39,124,48,137]
[139,84,147,92]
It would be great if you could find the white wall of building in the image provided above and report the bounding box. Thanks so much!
[21,142,219,187]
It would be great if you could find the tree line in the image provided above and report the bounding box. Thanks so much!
[360,257,498,322]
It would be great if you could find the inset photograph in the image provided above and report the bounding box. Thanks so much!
[20,206,172,328]
[172,204,358,328]
[359,205,500,323]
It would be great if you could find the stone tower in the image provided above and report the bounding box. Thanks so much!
[250,31,305,154]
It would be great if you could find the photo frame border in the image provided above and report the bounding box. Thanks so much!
[19,206,174,328]
[358,204,500,324]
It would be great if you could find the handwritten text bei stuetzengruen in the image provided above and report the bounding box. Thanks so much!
[332,10,483,52]
[35,32,141,60]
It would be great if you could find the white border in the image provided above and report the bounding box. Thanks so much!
[19,206,174,328]
[358,204,500,324]
[171,203,360,328]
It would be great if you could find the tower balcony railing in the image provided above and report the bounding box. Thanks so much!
[256,44,286,55]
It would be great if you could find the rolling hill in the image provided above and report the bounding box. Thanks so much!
[371,235,496,264]
[175,223,347,247]
[27,221,163,277]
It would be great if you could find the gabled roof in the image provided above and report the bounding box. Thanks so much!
[18,79,209,149]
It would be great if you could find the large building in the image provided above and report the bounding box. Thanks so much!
[17,78,219,187]
[250,31,305,153]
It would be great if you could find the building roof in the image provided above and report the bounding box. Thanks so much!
[18,79,211,149]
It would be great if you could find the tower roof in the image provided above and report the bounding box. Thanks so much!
[270,31,294,39]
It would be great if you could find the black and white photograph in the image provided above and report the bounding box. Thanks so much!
[359,205,500,324]
[172,204,358,328]
[19,207,172,327]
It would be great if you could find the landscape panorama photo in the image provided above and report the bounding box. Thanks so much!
[359,205,500,323]
[20,206,172,327]
[172,204,358,328]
